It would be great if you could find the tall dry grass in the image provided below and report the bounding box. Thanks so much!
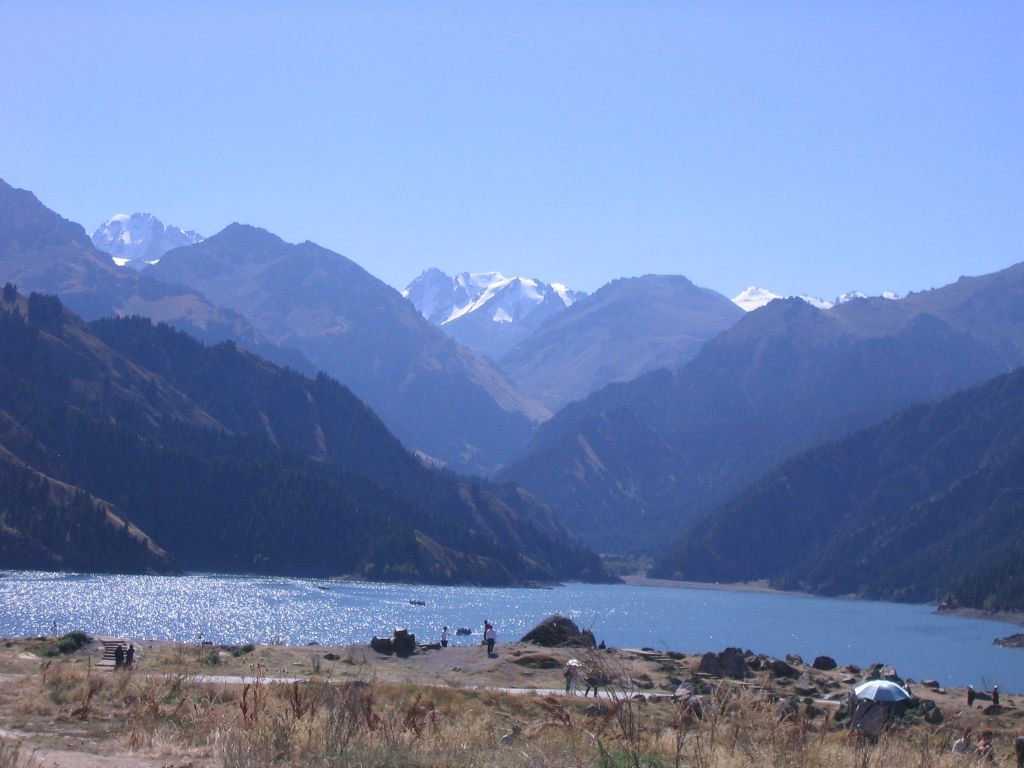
[4,654,1009,767]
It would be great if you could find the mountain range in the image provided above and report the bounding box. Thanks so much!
[500,275,744,411]
[92,213,203,269]
[653,364,1024,611]
[0,180,309,374]
[0,284,609,584]
[144,226,548,474]
[502,266,1024,554]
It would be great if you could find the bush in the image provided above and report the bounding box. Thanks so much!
[43,631,91,657]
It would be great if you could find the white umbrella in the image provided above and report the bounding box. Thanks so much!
[853,680,910,702]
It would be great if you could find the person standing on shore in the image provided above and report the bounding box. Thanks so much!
[967,685,976,707]
[484,623,496,656]
[993,686,1000,707]
[440,626,449,648]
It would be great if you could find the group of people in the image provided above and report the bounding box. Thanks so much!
[113,643,135,669]
[563,659,600,697]
[438,621,497,655]
[952,728,1024,765]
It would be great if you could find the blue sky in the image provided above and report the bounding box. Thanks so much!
[1,2,1021,300]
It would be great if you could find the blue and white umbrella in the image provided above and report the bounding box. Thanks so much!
[853,680,910,702]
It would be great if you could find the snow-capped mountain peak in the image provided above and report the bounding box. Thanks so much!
[732,286,782,312]
[92,212,203,270]
[403,268,586,359]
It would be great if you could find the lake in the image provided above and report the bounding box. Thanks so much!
[1,571,1021,692]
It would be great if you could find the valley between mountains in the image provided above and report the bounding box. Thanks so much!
[3,178,1024,610]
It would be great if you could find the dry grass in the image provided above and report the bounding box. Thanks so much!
[0,642,1020,767]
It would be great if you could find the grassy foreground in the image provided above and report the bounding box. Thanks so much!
[0,635,1021,767]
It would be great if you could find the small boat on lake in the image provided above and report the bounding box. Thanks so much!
[409,599,426,606]
[455,627,472,635]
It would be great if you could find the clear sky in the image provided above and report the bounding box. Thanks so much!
[1,1,1022,300]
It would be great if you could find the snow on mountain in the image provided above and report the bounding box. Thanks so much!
[735,286,901,312]
[798,295,834,310]
[732,286,782,312]
[92,213,203,269]
[403,269,585,360]
[836,290,868,304]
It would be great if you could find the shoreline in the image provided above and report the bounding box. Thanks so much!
[623,574,1024,629]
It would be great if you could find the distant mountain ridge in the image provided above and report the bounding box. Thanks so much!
[0,179,310,374]
[0,285,609,584]
[146,226,549,474]
[503,263,1024,554]
[92,213,203,269]
[403,268,584,361]
[652,365,1024,611]
[731,286,900,312]
[499,275,744,411]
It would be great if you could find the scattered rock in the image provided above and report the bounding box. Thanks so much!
[786,654,804,666]
[698,648,749,679]
[777,696,800,721]
[812,655,837,671]
[793,674,818,696]
[770,659,797,679]
[921,680,940,689]
[520,615,596,648]
[919,700,944,724]
[323,653,341,661]
[583,703,606,717]
[370,628,417,656]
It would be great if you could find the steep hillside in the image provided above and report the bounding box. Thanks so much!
[0,286,609,584]
[0,179,310,374]
[500,275,744,410]
[652,367,1024,611]
[146,225,547,474]
[502,265,1024,554]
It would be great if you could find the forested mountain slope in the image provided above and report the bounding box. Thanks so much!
[653,366,1024,611]
[0,286,608,584]
[503,264,1024,554]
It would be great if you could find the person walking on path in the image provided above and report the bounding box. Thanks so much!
[564,660,581,695]
[440,626,449,648]
[484,623,496,656]
[126,644,135,668]
[114,644,124,669]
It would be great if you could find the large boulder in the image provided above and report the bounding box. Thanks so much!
[520,615,596,648]
[813,655,837,671]
[770,659,798,679]
[698,648,749,679]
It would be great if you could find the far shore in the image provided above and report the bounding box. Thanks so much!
[621,573,782,594]
[622,574,1024,629]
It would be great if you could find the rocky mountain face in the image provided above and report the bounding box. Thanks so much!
[653,366,1024,611]
[0,179,310,374]
[731,286,900,312]
[501,264,1024,554]
[499,275,744,411]
[403,269,584,361]
[145,226,548,474]
[0,286,610,584]
[91,213,203,269]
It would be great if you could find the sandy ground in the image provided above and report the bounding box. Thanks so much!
[1,635,1022,767]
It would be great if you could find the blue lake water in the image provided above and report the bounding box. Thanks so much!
[1,571,1021,692]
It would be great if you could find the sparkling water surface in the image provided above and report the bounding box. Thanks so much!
[1,571,1020,692]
